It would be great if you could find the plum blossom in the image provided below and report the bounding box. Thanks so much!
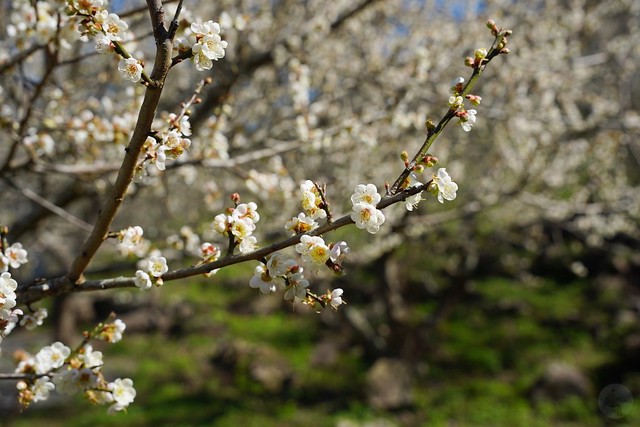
[35,342,71,374]
[249,264,277,294]
[31,376,55,402]
[5,243,28,269]
[19,307,48,331]
[450,76,465,94]
[300,180,327,220]
[118,58,143,83]
[189,21,228,71]
[97,319,126,343]
[134,270,152,290]
[459,109,477,132]
[329,241,350,263]
[350,183,381,206]
[431,168,458,203]
[238,235,258,254]
[285,212,318,234]
[71,0,105,15]
[266,253,297,277]
[351,202,386,234]
[102,13,129,41]
[147,256,168,278]
[0,272,18,310]
[118,226,144,255]
[233,202,260,223]
[329,288,345,309]
[107,378,136,414]
[230,217,256,239]
[295,235,330,265]
[284,267,309,301]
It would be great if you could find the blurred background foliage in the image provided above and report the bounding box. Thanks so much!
[1,0,640,425]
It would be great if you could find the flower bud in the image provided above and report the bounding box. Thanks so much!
[465,56,474,67]
[450,77,465,94]
[400,151,409,162]
[486,20,498,35]
[466,94,482,106]
[474,48,488,61]
[422,155,438,167]
[425,118,435,133]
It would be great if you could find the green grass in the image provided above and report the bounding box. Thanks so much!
[7,271,640,426]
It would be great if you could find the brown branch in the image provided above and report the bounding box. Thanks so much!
[18,182,427,305]
[65,1,176,284]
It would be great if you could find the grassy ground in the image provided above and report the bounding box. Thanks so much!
[4,262,639,426]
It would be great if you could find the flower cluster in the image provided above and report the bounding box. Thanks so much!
[213,201,260,254]
[135,253,169,289]
[175,21,228,71]
[249,253,308,299]
[7,0,68,47]
[300,180,327,220]
[14,319,135,413]
[117,226,147,256]
[66,2,145,84]
[200,242,221,277]
[69,1,130,51]
[19,307,48,331]
[1,241,30,353]
[142,114,193,172]
[448,77,480,132]
[1,272,20,347]
[350,184,386,234]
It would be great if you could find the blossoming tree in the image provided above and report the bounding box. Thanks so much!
[4,0,638,417]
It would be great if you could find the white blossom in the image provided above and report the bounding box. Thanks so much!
[35,342,71,374]
[284,268,309,301]
[102,13,128,41]
[459,109,477,132]
[351,202,386,234]
[266,253,297,277]
[0,272,18,310]
[98,319,126,343]
[329,288,345,308]
[432,168,458,203]
[350,183,381,206]
[249,264,277,294]
[5,243,28,269]
[31,376,55,402]
[119,226,144,255]
[295,235,330,265]
[285,212,318,234]
[238,235,258,254]
[134,270,152,290]
[329,241,350,263]
[108,378,136,414]
[147,256,168,278]
[118,58,143,83]
[19,307,48,331]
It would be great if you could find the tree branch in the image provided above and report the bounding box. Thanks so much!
[18,183,427,305]
[65,1,177,284]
